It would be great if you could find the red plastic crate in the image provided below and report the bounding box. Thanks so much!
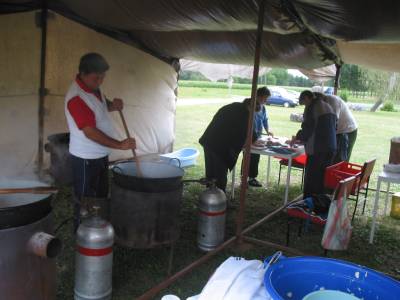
[324,161,362,193]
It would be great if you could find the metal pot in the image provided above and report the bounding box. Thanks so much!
[110,161,186,248]
[111,184,182,248]
[0,180,53,229]
[45,132,73,186]
[0,180,61,300]
[111,161,184,193]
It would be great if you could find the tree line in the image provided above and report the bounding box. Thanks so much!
[179,68,314,87]
[180,65,399,106]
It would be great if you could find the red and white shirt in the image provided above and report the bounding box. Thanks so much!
[65,76,115,159]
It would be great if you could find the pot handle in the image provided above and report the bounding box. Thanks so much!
[168,157,182,168]
[44,143,51,152]
[111,165,124,174]
[28,232,62,258]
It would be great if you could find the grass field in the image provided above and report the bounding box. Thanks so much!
[55,96,400,299]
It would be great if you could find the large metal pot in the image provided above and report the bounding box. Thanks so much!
[0,180,61,300]
[0,180,53,229]
[111,161,184,193]
[110,161,184,248]
[45,132,73,186]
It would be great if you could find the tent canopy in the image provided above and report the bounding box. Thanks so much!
[2,0,400,71]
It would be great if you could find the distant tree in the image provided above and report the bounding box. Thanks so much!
[269,68,290,85]
[339,64,368,92]
[233,76,252,84]
[179,71,210,81]
[180,68,314,87]
[263,73,275,85]
[368,72,398,112]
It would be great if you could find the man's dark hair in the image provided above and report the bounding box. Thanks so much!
[257,86,271,97]
[299,90,314,104]
[79,53,110,74]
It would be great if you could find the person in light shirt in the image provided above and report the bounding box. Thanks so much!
[312,87,358,162]
[65,52,136,230]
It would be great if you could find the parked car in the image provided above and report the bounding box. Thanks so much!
[267,87,298,107]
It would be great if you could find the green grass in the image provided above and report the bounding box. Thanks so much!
[177,80,310,99]
[55,100,400,299]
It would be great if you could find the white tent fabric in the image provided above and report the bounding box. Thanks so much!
[180,59,270,82]
[337,41,400,72]
[299,65,336,83]
[180,58,336,83]
[0,11,177,178]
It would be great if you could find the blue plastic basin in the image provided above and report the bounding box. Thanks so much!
[264,256,400,300]
[160,148,199,168]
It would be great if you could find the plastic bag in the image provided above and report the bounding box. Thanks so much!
[321,188,352,250]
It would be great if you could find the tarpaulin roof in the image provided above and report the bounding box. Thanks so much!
[2,0,400,71]
[180,59,271,82]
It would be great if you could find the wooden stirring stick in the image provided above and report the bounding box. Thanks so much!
[0,187,58,195]
[118,110,143,177]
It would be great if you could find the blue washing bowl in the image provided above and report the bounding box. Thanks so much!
[160,148,200,168]
[264,256,400,300]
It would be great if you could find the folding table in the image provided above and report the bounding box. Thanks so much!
[230,145,305,205]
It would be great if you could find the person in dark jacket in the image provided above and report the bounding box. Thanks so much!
[199,98,260,191]
[293,90,337,198]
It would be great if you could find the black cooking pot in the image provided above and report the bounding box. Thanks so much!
[0,181,52,229]
[112,161,185,193]
[45,133,73,186]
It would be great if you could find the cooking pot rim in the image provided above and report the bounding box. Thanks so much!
[111,160,184,178]
[0,193,53,210]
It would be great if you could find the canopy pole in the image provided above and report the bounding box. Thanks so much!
[37,0,48,174]
[235,0,266,242]
[333,64,341,95]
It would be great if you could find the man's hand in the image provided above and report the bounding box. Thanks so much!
[82,127,136,150]
[267,131,274,137]
[286,135,300,146]
[108,98,124,111]
[119,138,136,150]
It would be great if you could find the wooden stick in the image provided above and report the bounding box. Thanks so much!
[0,187,58,195]
[118,110,143,177]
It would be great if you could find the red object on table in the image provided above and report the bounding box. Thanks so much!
[324,161,362,193]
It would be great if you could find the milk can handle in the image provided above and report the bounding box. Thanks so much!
[263,251,283,270]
